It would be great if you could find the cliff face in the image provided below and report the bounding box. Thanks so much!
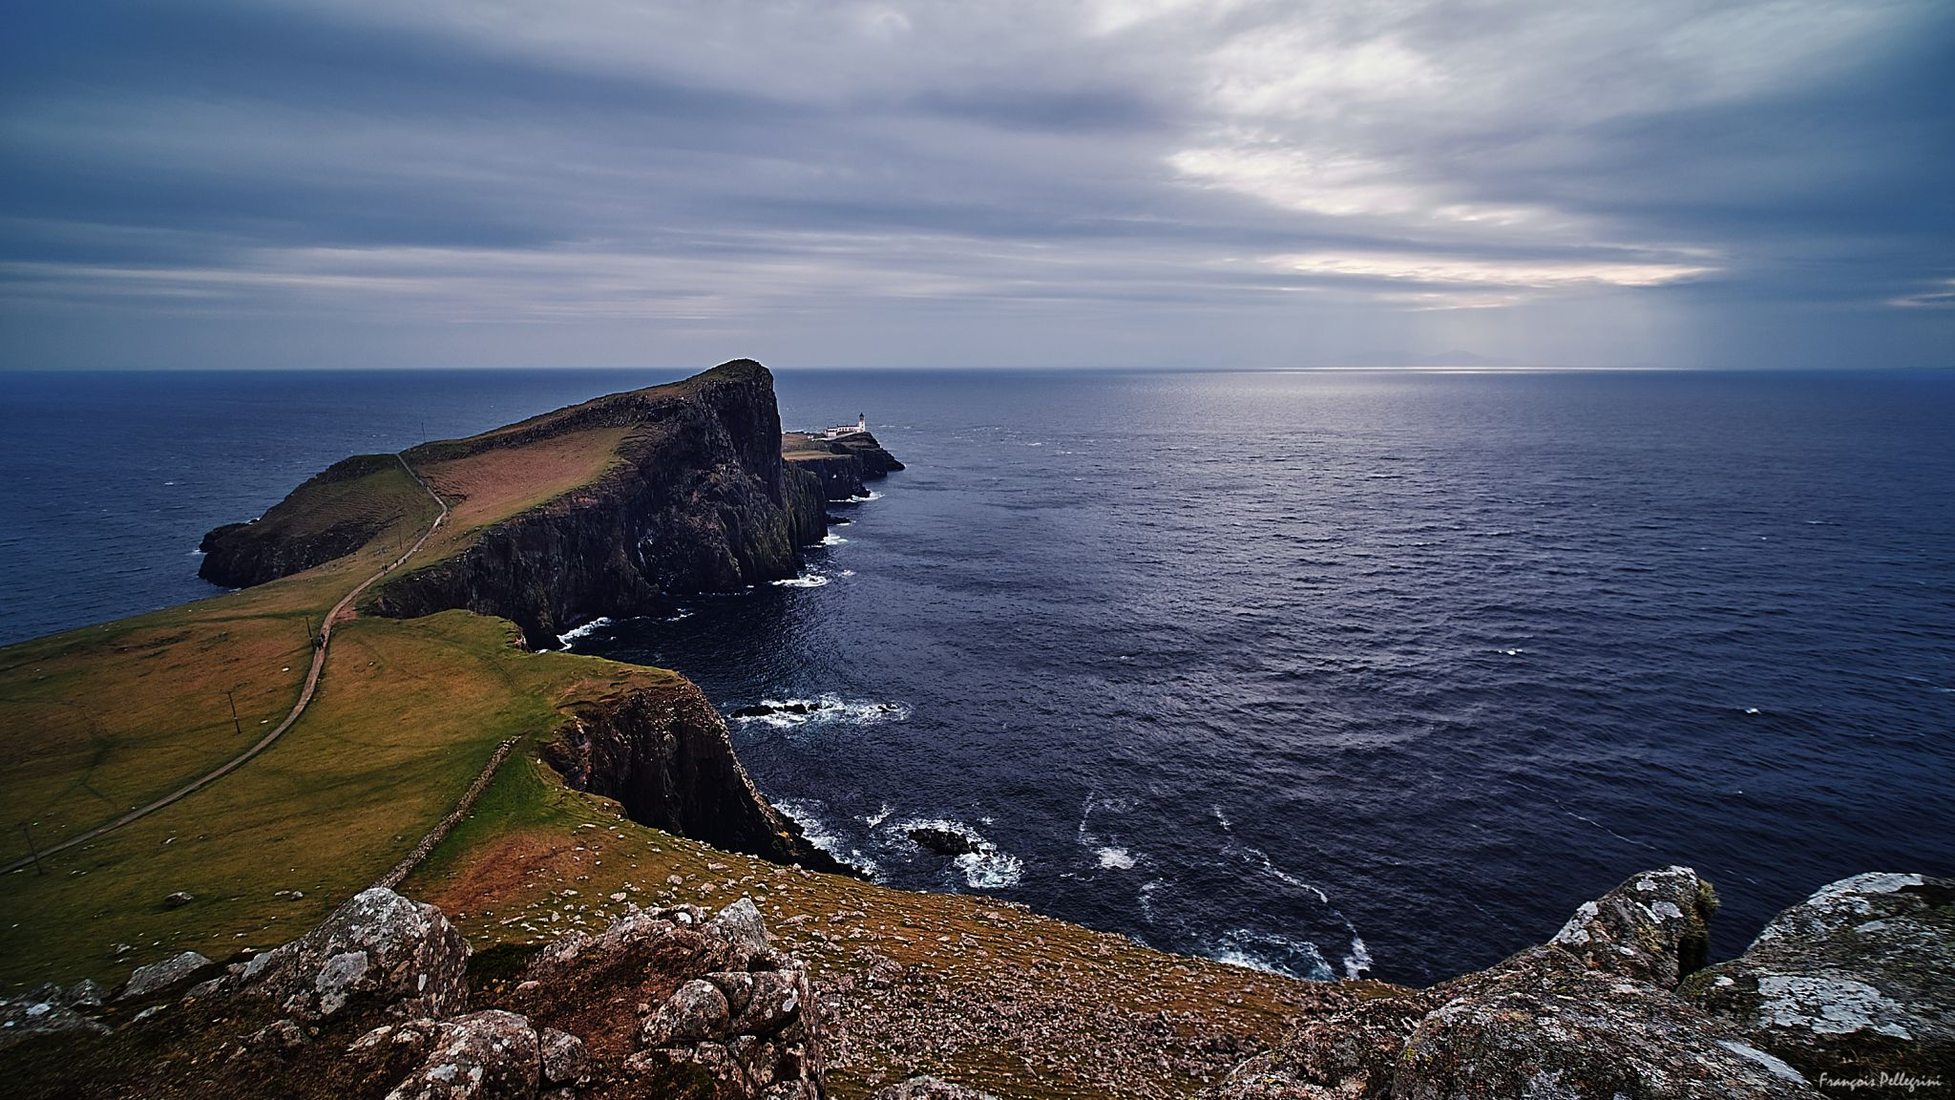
[783,429,905,503]
[196,360,835,649]
[372,360,829,649]
[542,680,844,874]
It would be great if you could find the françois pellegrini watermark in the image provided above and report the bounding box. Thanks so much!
[1818,1071,1946,1094]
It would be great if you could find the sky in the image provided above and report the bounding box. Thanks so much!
[2,0,1951,370]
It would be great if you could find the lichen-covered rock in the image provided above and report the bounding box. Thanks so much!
[119,950,213,1000]
[537,1027,586,1086]
[1547,864,1719,986]
[227,887,468,1022]
[1206,992,1435,1099]
[869,1076,1001,1100]
[1203,867,1811,1100]
[1681,872,1954,1088]
[0,982,112,1051]
[382,1010,541,1100]
[1395,946,1816,1099]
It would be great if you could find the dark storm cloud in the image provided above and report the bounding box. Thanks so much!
[2,0,1950,369]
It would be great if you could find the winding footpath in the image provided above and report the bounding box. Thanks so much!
[4,454,449,875]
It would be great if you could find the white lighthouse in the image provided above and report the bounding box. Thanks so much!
[825,414,868,439]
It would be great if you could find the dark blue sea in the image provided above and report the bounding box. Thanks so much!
[3,368,1952,985]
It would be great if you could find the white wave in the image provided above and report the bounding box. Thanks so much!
[775,799,879,876]
[1500,647,1524,656]
[1096,847,1136,870]
[1343,935,1374,980]
[1743,706,1762,715]
[863,803,894,828]
[771,571,830,588]
[727,694,911,729]
[850,490,883,502]
[956,847,1022,889]
[1209,929,1333,980]
[818,533,849,546]
[555,616,614,648]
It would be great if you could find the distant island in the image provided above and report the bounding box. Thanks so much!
[1,362,1946,1099]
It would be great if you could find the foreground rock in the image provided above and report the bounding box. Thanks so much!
[221,886,470,1022]
[1682,872,1954,1090]
[1210,866,1819,1099]
[1,888,822,1100]
[512,896,825,1098]
[0,980,110,1052]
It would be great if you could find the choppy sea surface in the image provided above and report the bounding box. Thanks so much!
[3,367,1951,984]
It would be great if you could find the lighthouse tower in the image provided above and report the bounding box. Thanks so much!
[856,413,867,433]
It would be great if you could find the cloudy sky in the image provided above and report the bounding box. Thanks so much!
[3,0,1950,369]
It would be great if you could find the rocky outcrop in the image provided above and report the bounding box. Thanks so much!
[505,896,826,1098]
[824,432,904,478]
[0,980,110,1051]
[1681,872,1954,1090]
[542,683,843,873]
[199,454,409,588]
[220,886,471,1023]
[2,890,820,1100]
[1209,866,1821,1099]
[1394,945,1812,1099]
[118,951,214,1001]
[782,430,903,502]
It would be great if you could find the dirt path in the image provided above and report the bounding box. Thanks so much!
[3,454,449,875]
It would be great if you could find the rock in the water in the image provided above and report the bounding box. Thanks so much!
[119,950,213,1001]
[1682,872,1955,1088]
[907,825,980,857]
[227,886,468,1022]
[870,1075,1002,1099]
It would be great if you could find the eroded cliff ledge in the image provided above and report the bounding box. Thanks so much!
[545,677,846,874]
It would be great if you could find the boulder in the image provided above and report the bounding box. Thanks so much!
[119,950,213,1001]
[870,1076,1002,1099]
[1681,872,1954,1089]
[1547,864,1718,986]
[622,898,825,1099]
[227,886,469,1022]
[0,982,111,1052]
[381,1010,541,1100]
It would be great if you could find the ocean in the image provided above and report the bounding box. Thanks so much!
[3,367,1951,985]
